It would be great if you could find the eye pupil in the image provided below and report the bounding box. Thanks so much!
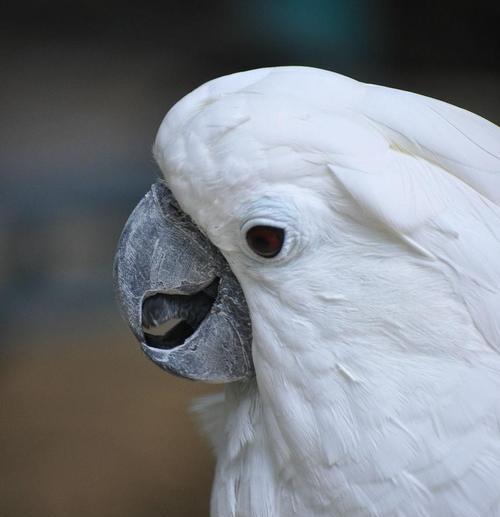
[246,225,284,258]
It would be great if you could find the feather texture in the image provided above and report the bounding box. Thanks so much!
[156,67,500,516]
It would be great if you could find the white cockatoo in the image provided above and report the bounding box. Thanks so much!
[114,66,500,516]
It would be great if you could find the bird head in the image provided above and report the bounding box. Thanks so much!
[114,66,500,384]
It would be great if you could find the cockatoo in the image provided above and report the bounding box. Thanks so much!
[114,66,500,516]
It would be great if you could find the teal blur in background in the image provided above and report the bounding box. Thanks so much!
[1,2,499,516]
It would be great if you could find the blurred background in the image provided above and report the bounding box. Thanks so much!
[1,1,499,516]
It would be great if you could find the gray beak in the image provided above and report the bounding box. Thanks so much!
[113,182,254,382]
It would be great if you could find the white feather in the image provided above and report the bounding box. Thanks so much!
[154,67,500,516]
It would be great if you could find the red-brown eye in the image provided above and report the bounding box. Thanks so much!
[245,225,285,258]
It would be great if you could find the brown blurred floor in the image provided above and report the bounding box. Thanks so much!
[0,328,219,517]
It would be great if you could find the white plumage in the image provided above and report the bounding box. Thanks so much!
[154,66,500,516]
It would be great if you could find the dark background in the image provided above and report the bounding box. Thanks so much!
[1,2,499,516]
